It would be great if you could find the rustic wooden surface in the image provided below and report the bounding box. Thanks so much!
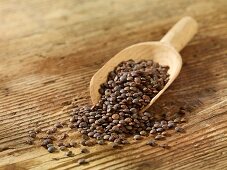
[0,0,227,169]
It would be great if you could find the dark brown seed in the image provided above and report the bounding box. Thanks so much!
[134,135,142,140]
[156,128,163,132]
[150,129,156,134]
[175,127,185,133]
[114,138,122,144]
[146,140,156,146]
[41,139,52,147]
[162,124,169,130]
[80,148,89,153]
[126,126,132,130]
[70,141,77,147]
[57,141,64,147]
[88,132,94,137]
[47,146,55,153]
[155,134,164,140]
[142,116,148,121]
[125,118,132,123]
[153,123,160,128]
[168,122,175,128]
[161,131,168,136]
[85,140,95,146]
[134,77,141,84]
[103,135,110,140]
[29,133,36,138]
[78,158,88,165]
[81,140,86,146]
[160,120,167,125]
[97,140,104,145]
[112,114,120,120]
[26,138,34,145]
[139,131,147,136]
[47,144,54,148]
[65,151,74,157]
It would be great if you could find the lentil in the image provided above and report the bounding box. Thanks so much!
[78,158,88,165]
[65,151,74,157]
[134,135,142,140]
[47,146,55,153]
[80,148,89,153]
[175,127,185,133]
[146,140,156,146]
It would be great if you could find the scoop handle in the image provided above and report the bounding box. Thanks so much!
[160,16,198,52]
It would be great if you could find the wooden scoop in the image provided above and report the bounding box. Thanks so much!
[90,16,198,112]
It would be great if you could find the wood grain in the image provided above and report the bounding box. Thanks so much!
[0,0,227,170]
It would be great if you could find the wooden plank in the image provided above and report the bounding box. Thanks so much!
[0,0,227,169]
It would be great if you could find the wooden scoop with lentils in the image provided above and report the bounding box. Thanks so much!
[90,16,198,112]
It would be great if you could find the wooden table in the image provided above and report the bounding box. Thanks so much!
[0,0,226,169]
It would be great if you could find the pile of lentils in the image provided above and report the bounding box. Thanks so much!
[70,60,170,141]
[27,59,187,161]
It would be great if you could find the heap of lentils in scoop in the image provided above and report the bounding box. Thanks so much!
[70,60,170,142]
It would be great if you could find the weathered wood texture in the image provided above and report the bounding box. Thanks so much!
[0,0,226,169]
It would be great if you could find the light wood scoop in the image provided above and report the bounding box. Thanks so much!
[90,16,198,112]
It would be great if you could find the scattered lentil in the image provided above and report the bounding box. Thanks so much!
[65,150,74,157]
[146,140,156,146]
[26,138,34,145]
[134,135,142,140]
[78,158,88,165]
[47,146,55,153]
[97,140,105,145]
[155,134,164,140]
[80,148,89,153]
[175,127,185,133]
[69,141,77,147]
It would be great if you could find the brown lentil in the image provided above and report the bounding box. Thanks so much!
[26,138,34,145]
[134,135,142,140]
[155,134,164,140]
[47,146,55,153]
[80,148,89,153]
[175,127,185,133]
[78,158,88,165]
[146,140,156,146]
[65,150,74,157]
